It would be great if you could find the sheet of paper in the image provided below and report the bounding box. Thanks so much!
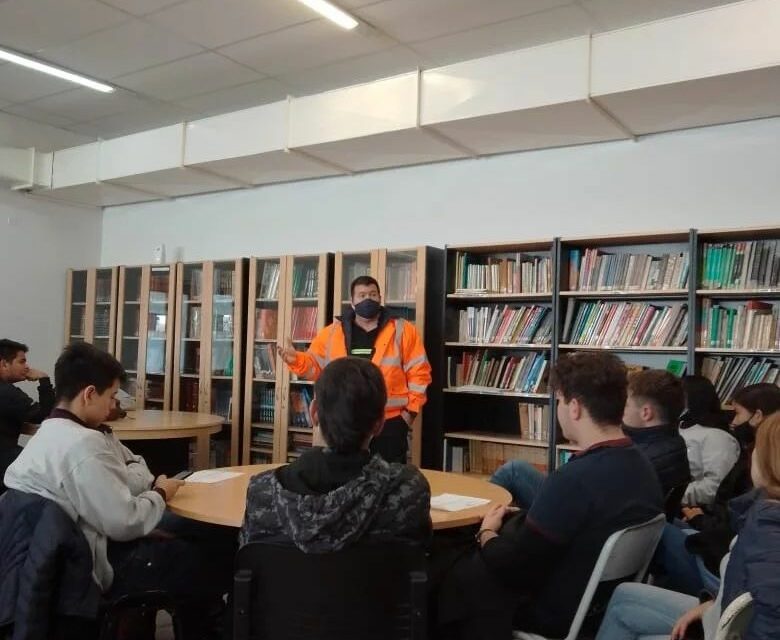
[185,470,243,484]
[430,493,491,512]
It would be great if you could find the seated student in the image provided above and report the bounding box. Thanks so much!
[3,343,230,639]
[435,352,663,640]
[241,357,431,551]
[0,339,55,493]
[679,376,740,508]
[492,367,689,507]
[595,411,780,640]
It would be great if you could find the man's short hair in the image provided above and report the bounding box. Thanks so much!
[551,351,628,427]
[54,343,126,401]
[314,358,387,454]
[0,339,28,364]
[350,275,381,298]
[628,369,685,424]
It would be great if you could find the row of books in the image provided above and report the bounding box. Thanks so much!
[701,356,780,404]
[94,308,111,336]
[186,269,202,300]
[289,431,313,454]
[144,377,164,403]
[292,263,319,298]
[214,269,235,297]
[450,441,548,475]
[211,387,232,421]
[562,301,689,347]
[179,379,200,412]
[291,307,318,341]
[700,300,780,350]
[453,252,553,294]
[253,344,276,378]
[96,274,113,302]
[447,351,548,394]
[457,305,552,344]
[258,262,281,299]
[385,262,417,301]
[149,272,169,294]
[251,386,276,424]
[569,249,689,292]
[289,388,314,428]
[255,308,278,340]
[250,428,274,448]
[701,240,780,290]
[519,402,550,442]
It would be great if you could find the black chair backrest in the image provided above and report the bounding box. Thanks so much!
[233,542,427,640]
[664,484,688,522]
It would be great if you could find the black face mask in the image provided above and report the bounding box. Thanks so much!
[354,299,381,319]
[731,420,756,448]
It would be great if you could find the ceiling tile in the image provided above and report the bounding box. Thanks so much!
[220,20,395,76]
[23,88,164,124]
[411,4,595,67]
[579,0,739,31]
[115,52,263,101]
[66,103,189,139]
[0,0,128,53]
[177,78,291,117]
[0,63,76,104]
[97,0,186,16]
[2,103,78,127]
[40,19,203,79]
[357,0,570,43]
[0,111,93,151]
[145,0,315,48]
[280,46,423,96]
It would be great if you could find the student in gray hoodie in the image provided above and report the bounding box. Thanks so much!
[240,357,431,552]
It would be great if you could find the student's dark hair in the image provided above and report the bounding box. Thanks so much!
[350,275,381,298]
[732,383,780,418]
[551,351,627,427]
[314,358,387,454]
[680,375,730,430]
[0,339,28,363]
[628,369,685,424]
[54,342,126,401]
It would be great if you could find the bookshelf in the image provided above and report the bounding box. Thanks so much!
[694,226,780,404]
[173,259,245,467]
[64,267,118,353]
[116,264,176,409]
[442,239,558,474]
[243,253,333,465]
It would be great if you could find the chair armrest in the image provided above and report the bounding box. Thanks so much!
[233,569,252,640]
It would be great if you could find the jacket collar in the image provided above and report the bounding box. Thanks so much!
[622,423,678,442]
[573,436,632,458]
[49,408,112,434]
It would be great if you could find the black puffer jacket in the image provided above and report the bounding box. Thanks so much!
[623,424,691,496]
[239,448,431,552]
[0,489,101,640]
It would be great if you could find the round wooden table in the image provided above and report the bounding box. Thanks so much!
[107,410,223,470]
[168,464,511,530]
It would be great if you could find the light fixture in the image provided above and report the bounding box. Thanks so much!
[297,0,359,30]
[0,47,114,93]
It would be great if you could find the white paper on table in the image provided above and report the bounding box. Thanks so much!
[430,493,491,512]
[185,470,243,484]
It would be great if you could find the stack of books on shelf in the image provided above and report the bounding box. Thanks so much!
[251,386,276,424]
[702,356,780,403]
[144,378,164,401]
[259,263,280,299]
[519,402,550,442]
[700,300,780,350]
[569,249,689,291]
[289,431,313,455]
[215,269,234,297]
[447,351,548,394]
[457,305,552,344]
[701,240,780,289]
[292,263,319,298]
[253,344,276,378]
[187,270,202,301]
[255,308,278,340]
[289,388,313,428]
[250,429,274,448]
[291,307,318,341]
[180,379,199,412]
[453,252,552,294]
[562,301,688,347]
[386,262,417,300]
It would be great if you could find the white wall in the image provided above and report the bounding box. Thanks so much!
[0,191,101,387]
[101,117,780,265]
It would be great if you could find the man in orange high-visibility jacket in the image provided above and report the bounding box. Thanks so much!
[278,275,432,464]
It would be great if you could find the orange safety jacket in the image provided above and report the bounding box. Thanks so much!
[288,309,432,420]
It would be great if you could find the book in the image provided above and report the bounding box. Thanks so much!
[255,308,278,340]
[666,359,687,377]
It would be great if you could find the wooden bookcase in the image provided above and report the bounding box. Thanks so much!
[64,267,118,353]
[694,226,780,404]
[333,246,444,468]
[173,259,245,467]
[242,253,333,465]
[116,264,176,410]
[442,240,558,474]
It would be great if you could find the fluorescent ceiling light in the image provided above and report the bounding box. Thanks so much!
[0,47,114,93]
[297,0,359,29]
